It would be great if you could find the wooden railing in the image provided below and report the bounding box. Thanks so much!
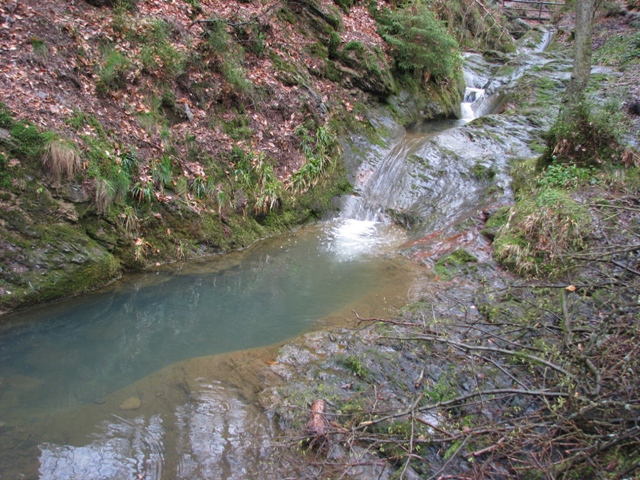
[502,0,564,21]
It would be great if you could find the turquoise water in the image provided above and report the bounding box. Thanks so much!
[0,220,415,479]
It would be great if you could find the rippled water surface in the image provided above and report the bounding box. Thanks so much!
[0,220,417,479]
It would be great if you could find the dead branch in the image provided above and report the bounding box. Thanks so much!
[379,333,575,380]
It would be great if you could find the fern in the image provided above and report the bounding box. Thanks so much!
[379,3,460,81]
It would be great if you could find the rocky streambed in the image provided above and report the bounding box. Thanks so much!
[254,26,630,478]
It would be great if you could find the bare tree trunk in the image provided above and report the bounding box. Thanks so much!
[561,0,596,124]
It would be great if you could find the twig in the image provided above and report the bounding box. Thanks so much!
[472,436,506,457]
[189,3,283,29]
[426,436,469,480]
[611,259,640,277]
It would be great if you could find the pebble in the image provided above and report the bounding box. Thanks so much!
[119,396,141,410]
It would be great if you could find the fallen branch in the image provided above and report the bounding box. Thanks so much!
[379,333,575,380]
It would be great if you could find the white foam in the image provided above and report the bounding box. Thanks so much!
[322,219,405,261]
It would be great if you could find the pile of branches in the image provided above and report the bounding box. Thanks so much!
[290,194,640,479]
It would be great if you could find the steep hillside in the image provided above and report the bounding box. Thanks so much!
[0,0,514,314]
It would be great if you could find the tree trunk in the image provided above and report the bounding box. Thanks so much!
[561,0,596,124]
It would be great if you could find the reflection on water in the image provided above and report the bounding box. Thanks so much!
[0,220,417,479]
[38,379,276,480]
[40,415,165,480]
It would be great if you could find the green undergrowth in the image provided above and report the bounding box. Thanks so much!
[594,30,640,68]
[543,98,631,167]
[493,152,640,277]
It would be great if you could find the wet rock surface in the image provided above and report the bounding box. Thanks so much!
[260,262,518,478]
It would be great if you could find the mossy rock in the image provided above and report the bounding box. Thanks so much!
[332,41,396,97]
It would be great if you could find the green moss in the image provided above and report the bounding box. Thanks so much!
[0,102,14,128]
[485,206,511,230]
[434,249,478,278]
[221,114,253,140]
[41,254,120,301]
[338,354,371,380]
[471,160,497,180]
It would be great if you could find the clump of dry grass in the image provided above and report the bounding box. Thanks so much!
[42,139,81,184]
[94,177,114,215]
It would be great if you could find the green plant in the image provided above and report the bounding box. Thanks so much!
[190,175,208,199]
[96,45,130,93]
[140,20,186,79]
[183,0,202,15]
[378,3,460,81]
[434,249,478,278]
[221,114,253,140]
[471,159,497,180]
[538,162,595,188]
[232,21,268,56]
[0,152,11,187]
[150,155,173,190]
[0,102,13,128]
[428,0,515,52]
[252,153,282,214]
[425,370,458,403]
[94,177,114,214]
[131,177,155,203]
[4,118,53,162]
[202,20,252,93]
[119,205,139,235]
[29,37,48,57]
[544,99,629,167]
[339,355,370,379]
[230,147,282,213]
[334,0,356,14]
[288,124,337,193]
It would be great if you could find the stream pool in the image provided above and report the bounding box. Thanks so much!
[0,219,419,479]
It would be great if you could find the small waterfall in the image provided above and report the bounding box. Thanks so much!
[461,87,486,121]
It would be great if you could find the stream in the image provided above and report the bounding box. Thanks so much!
[0,220,419,479]
[0,28,558,479]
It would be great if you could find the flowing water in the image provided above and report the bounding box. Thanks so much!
[0,220,418,479]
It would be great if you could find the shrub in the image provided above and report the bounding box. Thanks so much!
[493,189,591,276]
[544,99,630,167]
[378,3,460,81]
[428,0,515,52]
